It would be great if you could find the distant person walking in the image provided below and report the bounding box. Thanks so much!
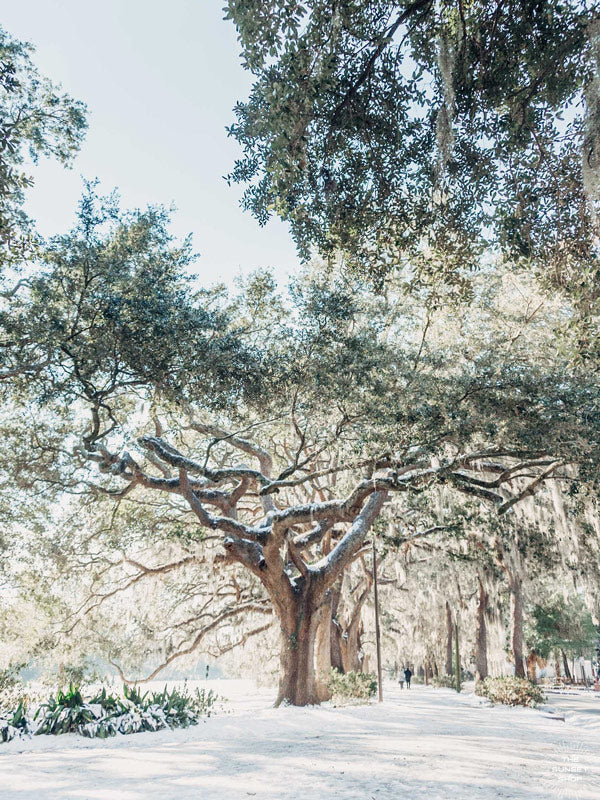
[404,667,412,688]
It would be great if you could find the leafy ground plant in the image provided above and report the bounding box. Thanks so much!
[326,669,377,705]
[0,701,32,742]
[431,674,463,691]
[475,676,545,707]
[0,682,222,741]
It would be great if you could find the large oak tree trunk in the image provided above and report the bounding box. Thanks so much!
[276,616,319,706]
[475,577,488,682]
[274,584,325,706]
[445,601,454,675]
[510,577,526,679]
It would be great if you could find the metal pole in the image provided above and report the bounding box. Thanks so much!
[373,537,383,703]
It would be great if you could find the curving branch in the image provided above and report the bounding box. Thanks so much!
[109,602,274,684]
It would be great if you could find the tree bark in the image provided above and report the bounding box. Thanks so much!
[475,577,488,682]
[340,620,364,673]
[330,573,371,674]
[275,593,321,706]
[527,650,539,683]
[561,649,572,683]
[314,594,332,701]
[554,649,561,681]
[329,579,345,672]
[510,577,526,679]
[445,601,454,675]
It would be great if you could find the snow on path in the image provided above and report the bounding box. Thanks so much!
[1,683,599,799]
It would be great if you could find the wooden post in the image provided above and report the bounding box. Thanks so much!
[373,537,383,703]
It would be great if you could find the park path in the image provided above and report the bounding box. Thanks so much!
[1,682,599,799]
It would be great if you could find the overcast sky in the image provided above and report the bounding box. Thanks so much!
[3,0,300,287]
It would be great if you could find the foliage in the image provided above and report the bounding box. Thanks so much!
[475,676,545,707]
[0,701,31,742]
[2,255,600,700]
[527,596,599,660]
[431,674,462,691]
[0,662,25,692]
[0,184,262,407]
[8,682,221,740]
[0,26,87,269]
[326,668,377,703]
[225,1,598,296]
[34,683,94,735]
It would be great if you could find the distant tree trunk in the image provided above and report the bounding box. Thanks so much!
[314,594,332,701]
[330,582,344,672]
[475,577,488,682]
[526,650,539,683]
[340,621,363,673]
[554,650,562,680]
[509,576,526,679]
[331,573,372,674]
[561,649,572,683]
[445,601,454,675]
[330,622,344,671]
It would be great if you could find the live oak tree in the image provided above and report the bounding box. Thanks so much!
[2,189,599,704]
[225,0,600,296]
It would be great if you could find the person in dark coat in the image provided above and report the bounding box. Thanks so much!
[404,667,413,688]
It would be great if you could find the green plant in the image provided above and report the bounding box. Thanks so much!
[34,683,96,735]
[475,676,545,707]
[326,669,377,704]
[431,674,463,691]
[0,701,31,742]
[190,687,219,718]
[14,682,224,741]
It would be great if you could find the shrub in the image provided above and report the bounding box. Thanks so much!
[34,684,99,735]
[431,674,462,691]
[475,676,545,707]
[1,681,223,742]
[327,669,377,703]
[0,701,32,742]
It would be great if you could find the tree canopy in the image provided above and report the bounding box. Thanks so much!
[226,1,599,293]
[1,14,599,706]
[0,26,87,270]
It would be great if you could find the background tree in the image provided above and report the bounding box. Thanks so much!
[527,596,599,682]
[0,26,87,272]
[225,0,599,302]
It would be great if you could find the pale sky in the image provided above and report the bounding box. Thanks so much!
[3,0,301,286]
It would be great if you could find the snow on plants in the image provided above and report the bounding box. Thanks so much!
[475,676,545,707]
[326,669,377,704]
[0,682,220,742]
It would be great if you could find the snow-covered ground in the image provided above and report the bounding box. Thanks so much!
[1,681,599,799]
